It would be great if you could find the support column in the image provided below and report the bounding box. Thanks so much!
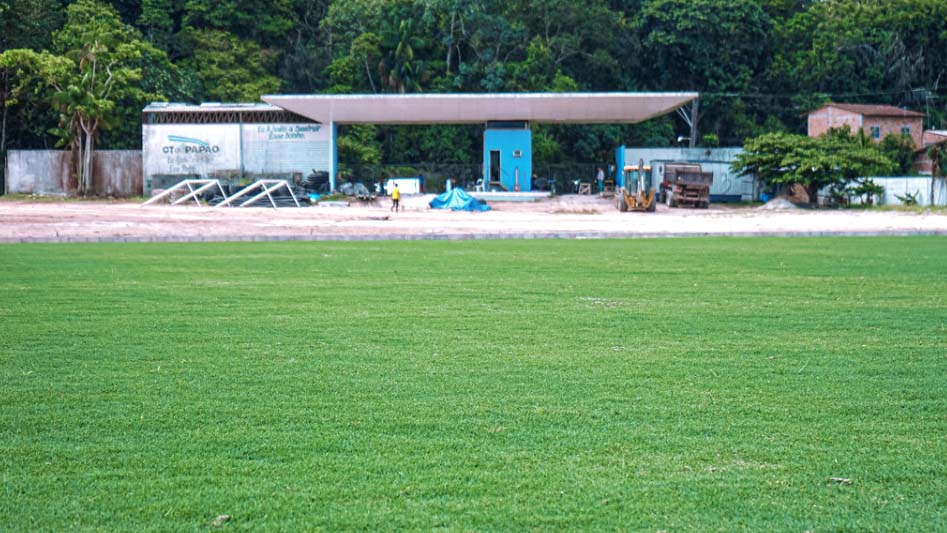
[329,122,338,192]
[689,98,699,149]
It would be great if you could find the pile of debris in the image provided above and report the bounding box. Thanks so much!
[757,197,803,210]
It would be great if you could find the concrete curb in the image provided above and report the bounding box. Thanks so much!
[2,229,946,244]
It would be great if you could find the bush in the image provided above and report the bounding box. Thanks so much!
[852,178,885,205]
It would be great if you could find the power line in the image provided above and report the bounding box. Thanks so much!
[701,88,947,100]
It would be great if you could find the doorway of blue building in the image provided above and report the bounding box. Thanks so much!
[489,150,501,188]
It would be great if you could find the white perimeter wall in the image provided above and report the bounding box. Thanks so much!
[848,177,947,207]
[142,123,330,193]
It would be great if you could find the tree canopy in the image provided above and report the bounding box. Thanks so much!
[1,0,945,173]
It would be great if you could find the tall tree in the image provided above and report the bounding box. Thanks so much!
[277,0,332,94]
[1,0,179,193]
[381,18,429,93]
[137,0,176,52]
[47,0,148,194]
[0,0,64,167]
[639,0,772,143]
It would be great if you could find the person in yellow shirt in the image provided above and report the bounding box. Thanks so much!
[390,183,400,212]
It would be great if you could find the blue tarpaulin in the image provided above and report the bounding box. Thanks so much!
[429,188,491,211]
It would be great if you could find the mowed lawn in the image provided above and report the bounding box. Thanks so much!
[1,237,945,530]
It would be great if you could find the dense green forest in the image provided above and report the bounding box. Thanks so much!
[2,0,946,170]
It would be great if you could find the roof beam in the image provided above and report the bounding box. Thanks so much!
[261,92,698,125]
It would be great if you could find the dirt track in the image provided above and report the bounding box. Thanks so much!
[1,195,946,243]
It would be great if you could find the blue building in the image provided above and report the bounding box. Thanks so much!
[483,121,532,192]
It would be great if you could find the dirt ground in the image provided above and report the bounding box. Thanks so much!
[1,194,946,243]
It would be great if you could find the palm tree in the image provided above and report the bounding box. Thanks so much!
[382,19,427,94]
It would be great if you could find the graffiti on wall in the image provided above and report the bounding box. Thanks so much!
[143,123,331,193]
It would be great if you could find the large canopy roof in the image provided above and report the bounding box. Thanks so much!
[262,92,698,125]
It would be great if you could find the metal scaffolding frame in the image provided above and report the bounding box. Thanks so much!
[215,180,300,208]
[141,179,228,207]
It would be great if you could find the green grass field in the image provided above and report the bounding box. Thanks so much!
[1,237,945,530]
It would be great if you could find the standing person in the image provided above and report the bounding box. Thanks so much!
[391,183,400,212]
[596,167,605,192]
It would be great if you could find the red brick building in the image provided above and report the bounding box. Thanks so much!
[807,103,925,148]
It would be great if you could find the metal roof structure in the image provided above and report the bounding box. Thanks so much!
[144,102,284,113]
[142,102,313,124]
[261,92,699,125]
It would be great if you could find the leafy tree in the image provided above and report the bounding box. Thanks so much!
[380,18,429,93]
[0,0,64,52]
[419,125,477,163]
[767,0,947,120]
[382,125,425,162]
[324,54,358,94]
[337,124,382,164]
[321,0,388,57]
[137,0,176,51]
[701,133,719,147]
[277,0,332,94]
[638,0,772,144]
[100,43,202,149]
[732,132,850,203]
[0,50,63,159]
[517,0,624,90]
[878,133,916,175]
[181,0,294,48]
[851,178,885,205]
[532,126,563,162]
[179,29,282,101]
[626,117,675,147]
[350,32,382,93]
[3,0,188,193]
[47,0,147,194]
[733,128,893,204]
[0,0,65,164]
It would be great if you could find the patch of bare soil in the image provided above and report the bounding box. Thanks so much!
[0,195,945,243]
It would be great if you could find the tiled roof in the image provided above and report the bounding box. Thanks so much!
[816,103,925,117]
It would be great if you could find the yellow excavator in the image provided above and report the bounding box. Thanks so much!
[616,159,657,212]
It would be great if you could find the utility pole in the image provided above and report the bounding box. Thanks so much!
[689,97,699,149]
[676,97,701,148]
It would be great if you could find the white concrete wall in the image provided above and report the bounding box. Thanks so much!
[143,124,240,185]
[870,177,946,206]
[142,123,331,194]
[822,177,946,206]
[242,124,330,175]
